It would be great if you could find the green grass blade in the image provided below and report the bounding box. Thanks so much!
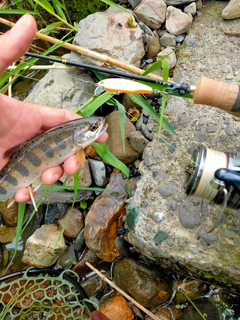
[52,0,68,21]
[34,0,55,14]
[129,93,176,135]
[100,0,130,13]
[179,289,207,320]
[76,92,114,117]
[161,59,169,82]
[6,203,26,271]
[73,169,80,204]
[39,21,63,35]
[93,142,129,178]
[0,8,36,14]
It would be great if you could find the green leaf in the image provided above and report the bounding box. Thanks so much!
[52,0,67,21]
[99,0,130,13]
[0,8,36,14]
[161,59,169,82]
[33,0,55,14]
[6,203,26,271]
[76,92,113,117]
[39,21,63,35]
[93,142,129,178]
[142,52,172,77]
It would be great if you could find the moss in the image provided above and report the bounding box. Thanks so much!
[69,0,117,23]
[234,253,240,265]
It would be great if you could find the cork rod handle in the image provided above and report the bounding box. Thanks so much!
[193,76,240,113]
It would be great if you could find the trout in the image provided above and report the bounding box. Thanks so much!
[0,117,108,202]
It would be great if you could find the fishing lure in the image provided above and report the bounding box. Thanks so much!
[95,78,153,95]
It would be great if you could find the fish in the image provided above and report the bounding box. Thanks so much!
[0,117,108,202]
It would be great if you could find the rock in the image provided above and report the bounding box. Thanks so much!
[184,2,197,15]
[73,249,101,277]
[127,0,240,292]
[58,207,84,238]
[84,172,127,262]
[134,0,166,29]
[60,159,92,187]
[113,258,172,308]
[166,6,193,35]
[99,292,135,320]
[127,130,149,153]
[165,0,197,5]
[128,0,141,9]
[0,225,15,243]
[25,55,95,112]
[56,244,77,268]
[88,159,106,187]
[157,46,177,69]
[175,279,208,302]
[72,11,145,67]
[81,273,107,298]
[160,32,177,47]
[22,224,66,268]
[105,111,140,164]
[222,0,240,19]
[0,200,18,226]
[146,35,161,59]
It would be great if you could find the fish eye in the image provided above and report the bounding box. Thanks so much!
[90,124,99,131]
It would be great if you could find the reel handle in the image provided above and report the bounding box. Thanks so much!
[193,77,240,116]
[215,168,240,194]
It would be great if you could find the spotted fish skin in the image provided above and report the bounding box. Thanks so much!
[0,117,108,202]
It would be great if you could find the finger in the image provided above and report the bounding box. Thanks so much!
[15,188,31,203]
[41,166,64,185]
[0,15,36,75]
[96,131,108,143]
[63,155,80,175]
[38,106,81,130]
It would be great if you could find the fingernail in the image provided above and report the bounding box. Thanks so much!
[11,15,32,34]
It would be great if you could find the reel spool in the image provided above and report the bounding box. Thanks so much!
[185,145,240,209]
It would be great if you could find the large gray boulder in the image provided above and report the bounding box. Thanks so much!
[72,10,145,67]
[127,1,240,291]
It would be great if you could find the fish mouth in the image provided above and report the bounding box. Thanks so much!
[97,119,108,138]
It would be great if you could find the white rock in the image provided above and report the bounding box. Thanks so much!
[184,2,197,16]
[22,224,67,268]
[166,6,193,35]
[72,11,145,67]
[134,0,166,29]
[157,47,177,70]
[222,0,240,20]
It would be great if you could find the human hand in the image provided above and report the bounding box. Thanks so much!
[0,15,108,203]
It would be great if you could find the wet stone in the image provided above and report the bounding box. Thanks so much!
[114,258,172,308]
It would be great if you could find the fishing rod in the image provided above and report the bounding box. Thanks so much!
[24,52,240,117]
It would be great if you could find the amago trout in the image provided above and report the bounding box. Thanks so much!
[0,117,108,202]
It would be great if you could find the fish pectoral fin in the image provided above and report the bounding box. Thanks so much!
[28,186,38,211]
[32,178,42,192]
